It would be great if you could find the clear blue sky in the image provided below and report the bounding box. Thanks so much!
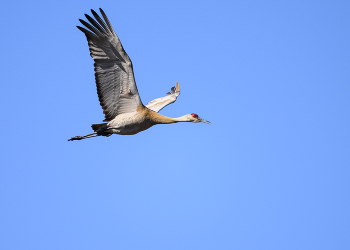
[1,0,349,249]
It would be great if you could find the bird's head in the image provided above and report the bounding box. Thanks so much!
[188,113,211,124]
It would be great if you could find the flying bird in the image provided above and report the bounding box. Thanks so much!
[68,8,210,141]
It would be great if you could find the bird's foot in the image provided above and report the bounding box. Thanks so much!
[68,136,84,141]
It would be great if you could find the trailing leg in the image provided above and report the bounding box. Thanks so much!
[68,132,98,141]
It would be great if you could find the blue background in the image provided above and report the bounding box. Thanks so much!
[1,0,349,249]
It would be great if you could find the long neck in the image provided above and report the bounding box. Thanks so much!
[171,115,191,123]
[141,108,188,124]
[138,106,190,124]
[150,113,190,124]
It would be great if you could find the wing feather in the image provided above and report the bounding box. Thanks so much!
[146,82,180,113]
[77,8,142,122]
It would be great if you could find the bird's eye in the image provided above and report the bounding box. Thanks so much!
[191,113,198,118]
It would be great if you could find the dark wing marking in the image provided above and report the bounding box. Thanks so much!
[77,8,142,122]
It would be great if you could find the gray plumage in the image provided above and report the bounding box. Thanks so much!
[77,8,142,122]
[68,9,210,141]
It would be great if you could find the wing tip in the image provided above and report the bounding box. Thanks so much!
[176,81,180,92]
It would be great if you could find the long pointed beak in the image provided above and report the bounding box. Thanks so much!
[199,117,211,124]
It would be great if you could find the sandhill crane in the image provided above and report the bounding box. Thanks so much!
[68,8,210,141]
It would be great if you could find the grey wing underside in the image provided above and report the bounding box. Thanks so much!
[77,8,142,122]
[146,82,180,113]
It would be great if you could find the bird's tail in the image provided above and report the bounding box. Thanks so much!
[91,123,107,132]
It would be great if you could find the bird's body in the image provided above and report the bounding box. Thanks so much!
[92,106,197,136]
[68,9,209,141]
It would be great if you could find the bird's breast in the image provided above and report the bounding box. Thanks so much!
[107,110,155,135]
[118,122,154,135]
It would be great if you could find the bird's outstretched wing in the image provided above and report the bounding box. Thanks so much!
[146,82,180,113]
[77,8,142,122]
